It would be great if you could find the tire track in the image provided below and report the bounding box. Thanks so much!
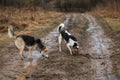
[83,14,118,80]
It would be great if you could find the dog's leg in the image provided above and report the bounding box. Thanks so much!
[29,47,33,58]
[19,47,24,60]
[33,44,38,50]
[15,38,25,59]
[67,44,73,55]
[58,34,62,52]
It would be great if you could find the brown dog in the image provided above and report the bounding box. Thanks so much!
[8,25,48,59]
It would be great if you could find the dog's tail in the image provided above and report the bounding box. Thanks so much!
[8,25,16,39]
[58,23,65,32]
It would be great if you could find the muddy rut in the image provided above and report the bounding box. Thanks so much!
[83,14,118,80]
[0,14,118,80]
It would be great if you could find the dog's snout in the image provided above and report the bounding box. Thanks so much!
[42,54,49,59]
[45,55,49,58]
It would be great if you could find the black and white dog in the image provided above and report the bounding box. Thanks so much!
[8,25,48,59]
[58,23,79,55]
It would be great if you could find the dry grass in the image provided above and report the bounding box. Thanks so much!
[0,7,65,50]
[104,18,120,31]
[91,9,120,32]
[93,6,120,18]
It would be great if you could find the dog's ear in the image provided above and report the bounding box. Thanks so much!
[44,48,48,52]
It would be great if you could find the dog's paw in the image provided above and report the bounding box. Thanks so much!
[23,55,26,58]
[59,50,62,52]
[28,58,33,61]
[21,57,24,60]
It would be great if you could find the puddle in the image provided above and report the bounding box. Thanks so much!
[44,28,59,49]
[84,14,118,80]
[23,50,44,68]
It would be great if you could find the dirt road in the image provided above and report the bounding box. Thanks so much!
[0,13,118,80]
[83,14,118,80]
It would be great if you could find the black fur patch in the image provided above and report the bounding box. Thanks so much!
[35,38,45,50]
[60,30,77,43]
[17,35,35,46]
[59,26,62,32]
[73,43,78,48]
[17,35,45,49]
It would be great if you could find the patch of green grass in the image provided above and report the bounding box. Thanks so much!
[93,14,120,32]
[105,19,120,31]
[93,14,112,33]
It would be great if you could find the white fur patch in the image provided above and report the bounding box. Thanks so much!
[58,23,65,31]
[68,38,75,46]
[59,23,65,28]
[65,30,71,35]
[67,39,79,48]
[76,46,79,48]
[8,26,14,38]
